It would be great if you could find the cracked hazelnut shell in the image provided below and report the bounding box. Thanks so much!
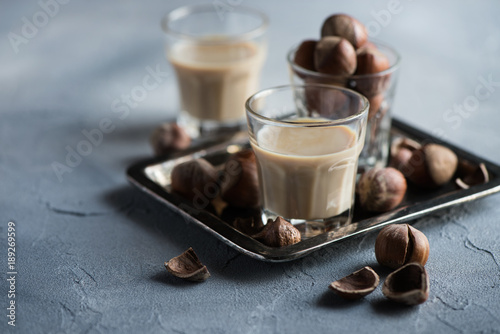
[357,167,407,213]
[314,36,357,76]
[375,224,429,269]
[170,159,218,201]
[219,149,260,208]
[404,143,458,188]
[329,266,380,300]
[320,14,368,49]
[455,162,489,189]
[150,122,190,156]
[382,262,429,305]
[252,217,301,247]
[165,247,210,282]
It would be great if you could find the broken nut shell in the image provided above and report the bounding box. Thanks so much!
[455,162,489,189]
[382,262,429,305]
[165,247,210,282]
[329,266,380,300]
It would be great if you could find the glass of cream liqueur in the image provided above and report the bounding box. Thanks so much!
[246,84,369,235]
[162,4,268,137]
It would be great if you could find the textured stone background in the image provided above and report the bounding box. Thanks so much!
[1,0,500,333]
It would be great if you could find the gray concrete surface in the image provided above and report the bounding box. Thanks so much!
[1,0,500,333]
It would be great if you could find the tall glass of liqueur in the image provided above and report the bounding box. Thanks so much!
[162,4,268,138]
[246,84,369,236]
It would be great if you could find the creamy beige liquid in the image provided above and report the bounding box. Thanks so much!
[251,120,362,220]
[168,41,265,122]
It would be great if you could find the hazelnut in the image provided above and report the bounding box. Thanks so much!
[346,48,390,99]
[403,143,458,188]
[375,224,429,269]
[320,14,368,49]
[219,149,260,208]
[367,93,385,120]
[293,40,317,73]
[329,266,380,300]
[382,262,429,305]
[355,47,390,75]
[170,158,218,201]
[455,162,489,189]
[303,80,349,117]
[150,122,191,156]
[361,41,377,50]
[314,36,357,76]
[164,247,210,282]
[389,137,421,171]
[252,217,301,247]
[357,167,407,212]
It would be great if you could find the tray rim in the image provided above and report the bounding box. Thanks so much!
[126,118,500,262]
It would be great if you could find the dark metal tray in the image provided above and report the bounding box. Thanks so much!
[126,118,500,262]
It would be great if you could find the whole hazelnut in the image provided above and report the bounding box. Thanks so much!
[219,149,261,208]
[375,224,430,269]
[314,36,357,76]
[356,167,407,212]
[252,217,301,247]
[150,122,191,156]
[303,80,349,117]
[293,40,317,73]
[348,47,391,98]
[403,143,458,188]
[382,262,429,305]
[355,47,390,75]
[389,137,421,171]
[367,93,385,120]
[320,14,368,49]
[361,41,377,50]
[170,158,218,201]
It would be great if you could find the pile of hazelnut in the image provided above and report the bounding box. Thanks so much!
[329,223,430,305]
[148,123,303,248]
[169,148,302,248]
[293,14,392,119]
[166,222,431,307]
[152,119,487,249]
[357,136,489,214]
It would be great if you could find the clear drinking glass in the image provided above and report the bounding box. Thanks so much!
[246,84,369,235]
[162,4,268,138]
[287,41,400,171]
